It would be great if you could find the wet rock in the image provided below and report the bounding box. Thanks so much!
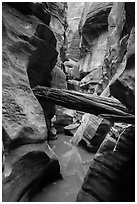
[54,107,74,132]
[2,3,60,201]
[3,143,60,202]
[77,126,135,202]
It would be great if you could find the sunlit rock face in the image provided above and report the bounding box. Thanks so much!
[101,2,135,93]
[77,2,135,202]
[79,32,108,93]
[66,2,84,62]
[47,2,68,94]
[48,2,67,55]
[79,2,112,50]
[66,2,113,92]
[2,2,62,201]
[68,2,135,95]
[78,2,113,93]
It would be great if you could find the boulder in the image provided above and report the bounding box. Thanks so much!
[54,106,74,133]
[2,143,60,202]
[71,113,112,153]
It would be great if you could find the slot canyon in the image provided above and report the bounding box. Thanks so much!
[2,2,135,202]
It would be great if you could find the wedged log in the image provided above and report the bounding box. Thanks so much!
[33,86,134,121]
[99,114,135,124]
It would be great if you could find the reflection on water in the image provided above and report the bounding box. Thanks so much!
[31,134,94,202]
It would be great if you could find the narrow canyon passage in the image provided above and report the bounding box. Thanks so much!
[2,2,135,202]
[31,134,94,202]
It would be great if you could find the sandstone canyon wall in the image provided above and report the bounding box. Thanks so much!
[2,2,67,201]
[2,2,135,202]
[74,2,135,202]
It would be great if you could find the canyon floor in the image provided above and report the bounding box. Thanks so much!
[31,134,94,202]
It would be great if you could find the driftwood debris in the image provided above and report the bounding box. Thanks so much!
[33,86,134,124]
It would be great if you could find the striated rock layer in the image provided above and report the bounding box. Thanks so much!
[77,126,135,202]
[76,2,135,202]
[2,2,63,201]
[67,2,84,61]
[2,2,135,202]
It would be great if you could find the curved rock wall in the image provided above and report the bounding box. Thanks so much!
[2,2,67,201]
[79,32,108,93]
[48,2,67,57]
[75,2,135,202]
[67,2,84,61]
[67,2,134,95]
[66,2,113,93]
[79,2,112,51]
[2,2,135,202]
[77,126,135,202]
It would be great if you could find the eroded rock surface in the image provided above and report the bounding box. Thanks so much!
[2,2,135,202]
[77,126,135,202]
[2,3,62,201]
[67,2,84,61]
[76,2,135,202]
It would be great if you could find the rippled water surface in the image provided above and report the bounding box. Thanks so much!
[31,134,94,202]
